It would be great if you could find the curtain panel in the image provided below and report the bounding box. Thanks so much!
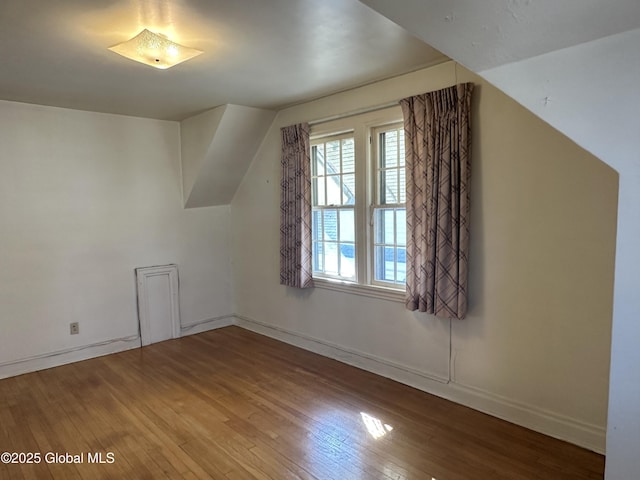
[401,83,473,319]
[280,123,314,289]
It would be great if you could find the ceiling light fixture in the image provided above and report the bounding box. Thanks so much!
[108,29,202,70]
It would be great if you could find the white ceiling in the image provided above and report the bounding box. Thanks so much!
[0,0,445,120]
[361,0,640,73]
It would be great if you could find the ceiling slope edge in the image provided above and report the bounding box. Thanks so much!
[181,104,276,208]
[180,105,227,203]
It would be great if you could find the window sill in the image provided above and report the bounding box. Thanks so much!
[313,277,404,303]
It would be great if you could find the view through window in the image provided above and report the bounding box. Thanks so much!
[310,110,406,290]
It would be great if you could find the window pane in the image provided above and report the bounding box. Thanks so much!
[385,247,396,281]
[324,243,339,275]
[326,176,341,205]
[342,174,355,205]
[342,138,355,173]
[383,131,398,168]
[325,140,341,174]
[396,247,407,283]
[374,245,385,281]
[339,209,355,242]
[384,209,395,244]
[374,208,394,244]
[312,145,324,176]
[396,209,406,245]
[313,177,325,206]
[339,243,355,260]
[312,210,323,241]
[339,243,355,278]
[399,167,406,203]
[374,206,406,284]
[374,209,383,243]
[382,169,398,204]
[374,246,395,282]
[323,209,337,241]
[379,132,387,168]
[313,241,323,272]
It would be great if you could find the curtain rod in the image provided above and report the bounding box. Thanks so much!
[308,101,400,126]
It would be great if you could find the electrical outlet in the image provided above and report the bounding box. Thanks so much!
[70,322,79,335]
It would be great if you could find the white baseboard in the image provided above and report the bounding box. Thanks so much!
[180,315,235,336]
[233,314,606,454]
[0,335,141,380]
[0,312,606,454]
[234,315,449,384]
[445,382,606,454]
[0,313,236,380]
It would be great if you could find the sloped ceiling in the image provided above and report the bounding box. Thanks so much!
[358,0,640,167]
[360,2,640,479]
[360,0,640,72]
[180,104,276,208]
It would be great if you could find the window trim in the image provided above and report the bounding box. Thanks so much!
[313,277,404,303]
[309,107,406,298]
[310,133,357,281]
[370,122,407,289]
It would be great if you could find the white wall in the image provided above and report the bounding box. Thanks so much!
[607,174,640,479]
[354,2,639,471]
[479,29,640,479]
[0,100,234,375]
[231,62,618,452]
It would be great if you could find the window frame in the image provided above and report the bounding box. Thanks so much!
[370,122,407,289]
[309,107,405,301]
[310,132,357,281]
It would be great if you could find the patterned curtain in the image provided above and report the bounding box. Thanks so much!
[400,83,473,319]
[280,123,314,288]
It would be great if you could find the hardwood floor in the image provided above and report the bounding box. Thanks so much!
[0,326,604,479]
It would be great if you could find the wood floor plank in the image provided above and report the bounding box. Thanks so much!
[0,326,605,479]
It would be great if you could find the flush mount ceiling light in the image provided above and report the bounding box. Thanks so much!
[108,29,202,70]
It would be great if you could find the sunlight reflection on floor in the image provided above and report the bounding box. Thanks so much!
[360,412,393,440]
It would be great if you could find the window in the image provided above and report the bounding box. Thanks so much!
[310,108,406,297]
[311,134,356,280]
[372,124,406,286]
